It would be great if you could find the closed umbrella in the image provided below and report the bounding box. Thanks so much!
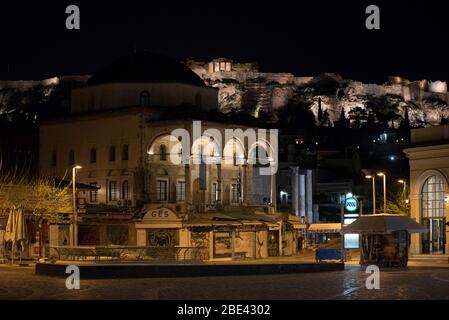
[4,208,15,243]
[16,209,27,264]
[4,208,17,263]
[3,208,27,264]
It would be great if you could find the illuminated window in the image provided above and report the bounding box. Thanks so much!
[109,181,119,201]
[177,180,185,201]
[122,180,129,201]
[421,175,445,218]
[231,184,239,204]
[159,144,167,161]
[156,179,168,201]
[212,182,219,202]
[90,182,98,203]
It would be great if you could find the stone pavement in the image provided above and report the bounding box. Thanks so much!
[0,259,448,299]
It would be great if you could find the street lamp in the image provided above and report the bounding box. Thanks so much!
[377,172,386,213]
[72,165,82,246]
[365,175,376,214]
[398,179,407,211]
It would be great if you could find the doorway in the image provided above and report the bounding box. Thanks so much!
[422,218,446,254]
[267,230,279,256]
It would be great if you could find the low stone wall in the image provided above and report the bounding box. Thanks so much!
[35,261,344,279]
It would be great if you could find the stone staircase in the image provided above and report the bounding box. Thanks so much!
[409,254,449,261]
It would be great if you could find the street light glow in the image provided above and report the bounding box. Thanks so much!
[398,179,404,184]
[74,165,82,169]
[377,172,385,176]
[365,175,372,179]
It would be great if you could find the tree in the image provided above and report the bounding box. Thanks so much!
[385,190,409,215]
[277,100,316,129]
[348,107,368,128]
[0,172,72,258]
[364,94,403,129]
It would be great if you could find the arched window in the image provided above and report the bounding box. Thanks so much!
[109,146,116,162]
[159,144,167,161]
[90,148,97,163]
[421,175,445,218]
[195,93,202,108]
[140,91,150,107]
[122,145,129,161]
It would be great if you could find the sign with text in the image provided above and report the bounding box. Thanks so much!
[143,207,179,221]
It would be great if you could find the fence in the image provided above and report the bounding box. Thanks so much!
[51,245,209,263]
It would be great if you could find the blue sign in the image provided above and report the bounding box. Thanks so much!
[345,197,359,212]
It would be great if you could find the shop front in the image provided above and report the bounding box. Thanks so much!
[134,206,188,247]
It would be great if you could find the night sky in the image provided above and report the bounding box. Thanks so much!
[1,1,448,83]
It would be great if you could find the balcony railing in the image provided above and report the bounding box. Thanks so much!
[50,246,209,263]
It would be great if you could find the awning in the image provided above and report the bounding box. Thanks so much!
[341,214,428,235]
[308,223,342,233]
[289,222,307,230]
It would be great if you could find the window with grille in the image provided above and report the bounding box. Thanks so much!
[159,144,167,161]
[421,175,445,218]
[212,182,219,202]
[177,180,185,201]
[122,180,129,201]
[90,182,98,203]
[157,179,168,201]
[231,184,239,203]
[109,181,119,201]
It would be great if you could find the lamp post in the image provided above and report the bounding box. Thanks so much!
[377,172,386,213]
[398,179,407,211]
[365,175,376,214]
[72,165,82,246]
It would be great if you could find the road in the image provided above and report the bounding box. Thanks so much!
[0,260,448,300]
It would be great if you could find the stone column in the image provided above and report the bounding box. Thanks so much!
[306,169,313,223]
[136,229,146,246]
[216,163,222,205]
[409,193,421,254]
[299,174,306,218]
[271,173,277,212]
[291,167,300,216]
[185,164,192,205]
[242,164,248,204]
